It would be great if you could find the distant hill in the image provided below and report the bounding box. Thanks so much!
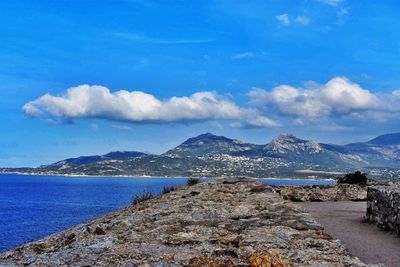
[368,133,400,146]
[50,151,147,167]
[2,132,400,179]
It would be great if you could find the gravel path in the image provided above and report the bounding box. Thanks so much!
[301,201,400,267]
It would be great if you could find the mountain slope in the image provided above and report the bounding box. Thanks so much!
[51,151,147,167]
[368,133,400,146]
[261,134,357,168]
[164,133,260,158]
[2,132,400,179]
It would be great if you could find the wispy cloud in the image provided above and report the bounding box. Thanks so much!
[208,121,223,130]
[295,16,310,26]
[111,124,134,131]
[337,8,348,16]
[319,0,344,6]
[317,123,354,132]
[90,123,99,131]
[232,52,254,60]
[277,14,310,27]
[133,58,150,71]
[276,14,290,26]
[114,32,214,45]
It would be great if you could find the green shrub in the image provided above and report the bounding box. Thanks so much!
[186,178,200,186]
[132,190,154,205]
[336,171,368,186]
[162,185,175,194]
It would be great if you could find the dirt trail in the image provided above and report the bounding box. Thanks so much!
[301,201,400,267]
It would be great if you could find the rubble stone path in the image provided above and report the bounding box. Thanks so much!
[301,201,400,267]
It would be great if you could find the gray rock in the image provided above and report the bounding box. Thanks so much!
[277,184,367,202]
[0,178,374,266]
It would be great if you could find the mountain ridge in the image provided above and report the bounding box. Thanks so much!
[367,133,400,146]
[50,151,147,167]
[2,132,400,179]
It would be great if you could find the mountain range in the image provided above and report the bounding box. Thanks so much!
[2,132,400,179]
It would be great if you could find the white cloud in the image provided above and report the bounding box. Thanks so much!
[295,16,310,26]
[24,85,278,128]
[232,52,254,60]
[249,77,384,120]
[277,14,310,27]
[276,14,290,26]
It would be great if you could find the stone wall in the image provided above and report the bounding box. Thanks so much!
[366,186,400,234]
[276,184,367,202]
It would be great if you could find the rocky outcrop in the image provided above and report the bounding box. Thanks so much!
[367,185,400,234]
[0,178,373,266]
[276,184,367,202]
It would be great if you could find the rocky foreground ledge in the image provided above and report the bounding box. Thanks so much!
[0,178,375,266]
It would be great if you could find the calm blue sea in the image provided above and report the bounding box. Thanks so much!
[0,174,335,252]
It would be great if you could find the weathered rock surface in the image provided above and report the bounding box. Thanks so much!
[367,185,400,234]
[276,184,367,202]
[0,178,374,266]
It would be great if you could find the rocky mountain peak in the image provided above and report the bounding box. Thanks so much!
[267,134,323,154]
[182,133,233,145]
[3,132,400,177]
[275,133,303,142]
[165,133,255,157]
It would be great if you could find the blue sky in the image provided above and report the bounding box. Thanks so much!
[1,0,400,167]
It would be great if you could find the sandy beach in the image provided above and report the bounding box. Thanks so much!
[301,201,400,267]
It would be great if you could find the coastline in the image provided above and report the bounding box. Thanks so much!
[0,171,211,179]
[0,171,336,181]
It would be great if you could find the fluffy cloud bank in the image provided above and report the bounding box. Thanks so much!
[23,85,278,128]
[23,78,400,130]
[248,77,400,120]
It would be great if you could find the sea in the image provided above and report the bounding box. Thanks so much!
[0,174,335,252]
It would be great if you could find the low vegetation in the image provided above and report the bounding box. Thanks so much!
[186,178,200,186]
[336,171,368,186]
[132,191,154,205]
[162,185,175,194]
[132,180,200,205]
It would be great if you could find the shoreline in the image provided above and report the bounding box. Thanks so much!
[0,171,336,181]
